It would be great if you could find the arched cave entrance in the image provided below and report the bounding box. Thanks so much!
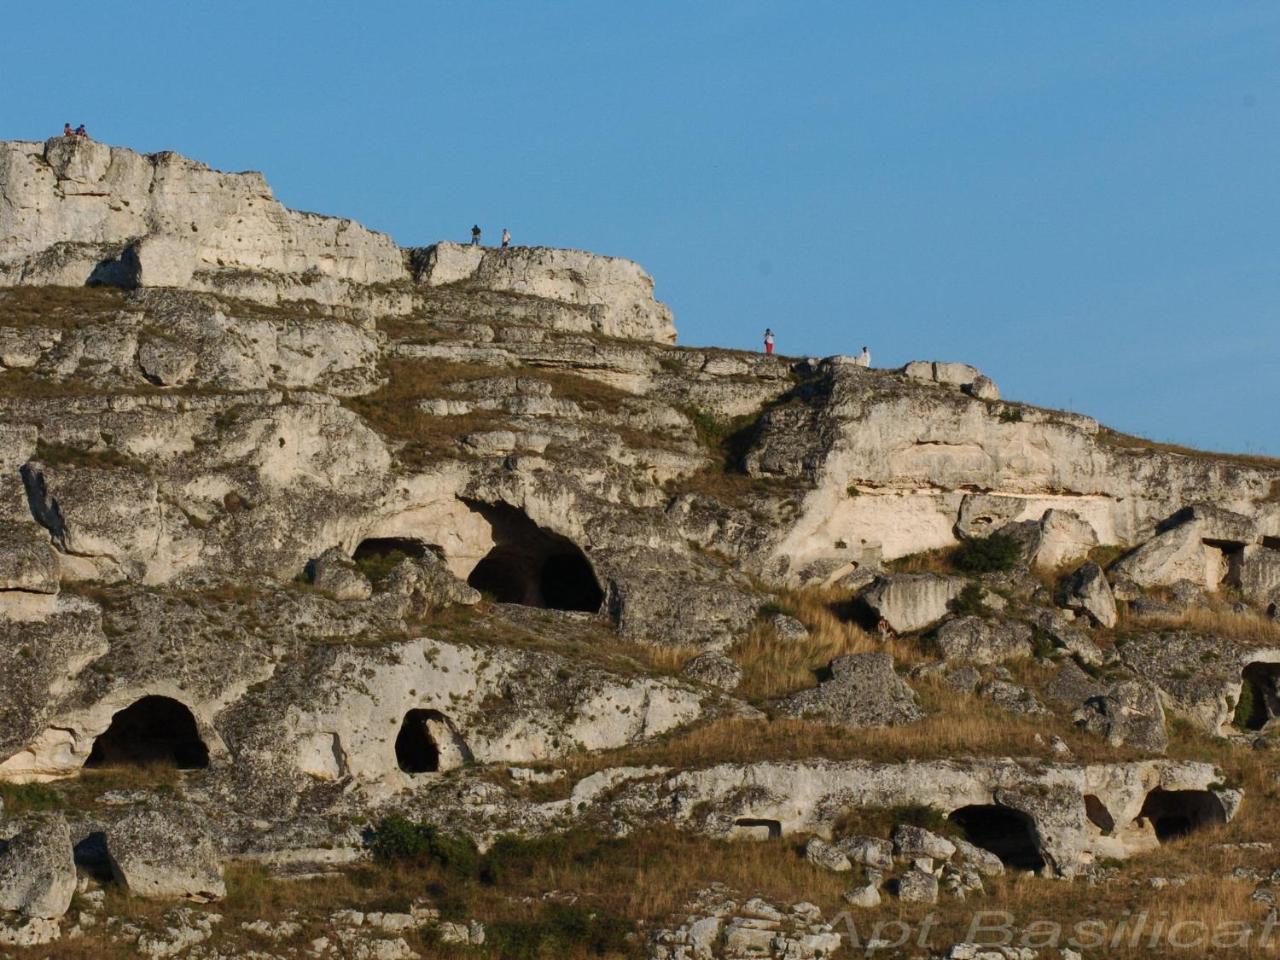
[1237,662,1280,731]
[1138,788,1227,842]
[1084,794,1115,835]
[395,709,470,774]
[85,696,209,770]
[464,503,603,613]
[948,805,1046,871]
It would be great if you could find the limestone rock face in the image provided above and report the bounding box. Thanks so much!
[0,521,58,594]
[106,807,226,902]
[0,138,404,300]
[417,243,675,343]
[778,653,922,727]
[861,574,965,634]
[0,814,75,919]
[1112,505,1259,590]
[1029,509,1099,570]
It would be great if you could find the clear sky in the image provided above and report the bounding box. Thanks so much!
[3,2,1278,454]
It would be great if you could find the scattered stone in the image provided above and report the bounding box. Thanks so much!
[804,837,852,872]
[892,824,956,861]
[861,574,966,634]
[896,868,939,903]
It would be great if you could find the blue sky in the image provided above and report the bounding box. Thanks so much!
[3,2,1278,454]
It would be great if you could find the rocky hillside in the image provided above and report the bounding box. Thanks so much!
[2,135,1280,958]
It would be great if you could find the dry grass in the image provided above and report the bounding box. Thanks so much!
[1100,426,1280,471]
[0,284,127,329]
[731,588,891,700]
[1123,604,1280,648]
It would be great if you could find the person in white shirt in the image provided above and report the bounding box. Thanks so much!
[763,329,776,355]
[501,228,511,248]
[854,345,871,367]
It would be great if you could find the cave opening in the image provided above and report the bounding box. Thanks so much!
[464,503,603,613]
[1237,662,1280,731]
[948,804,1046,871]
[85,696,209,770]
[1084,794,1115,835]
[395,709,445,773]
[1138,788,1226,842]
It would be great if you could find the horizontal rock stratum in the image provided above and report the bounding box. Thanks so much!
[1,133,1279,955]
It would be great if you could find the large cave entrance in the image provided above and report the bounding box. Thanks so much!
[85,696,210,770]
[394,709,470,774]
[465,503,603,612]
[1138,788,1227,842]
[1236,662,1280,731]
[948,805,1046,871]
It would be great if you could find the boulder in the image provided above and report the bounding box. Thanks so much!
[934,617,1033,665]
[862,574,965,634]
[1057,563,1117,629]
[382,553,481,612]
[106,808,226,902]
[978,679,1048,715]
[768,613,810,642]
[896,868,939,904]
[952,837,1004,877]
[0,814,75,919]
[891,824,956,861]
[843,882,881,908]
[309,547,372,601]
[962,375,1000,401]
[681,651,743,692]
[1025,607,1102,665]
[778,652,923,727]
[803,837,852,872]
[1029,510,1098,570]
[835,835,895,870]
[1073,681,1168,753]
[1044,661,1105,707]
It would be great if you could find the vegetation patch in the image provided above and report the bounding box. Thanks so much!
[952,532,1022,573]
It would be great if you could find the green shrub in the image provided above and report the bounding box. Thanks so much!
[486,904,633,959]
[889,803,957,836]
[1234,680,1265,731]
[368,816,480,878]
[353,549,408,586]
[999,408,1024,423]
[948,582,989,618]
[952,533,1021,574]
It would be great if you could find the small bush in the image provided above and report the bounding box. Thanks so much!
[368,816,480,878]
[890,803,957,836]
[949,582,989,618]
[486,904,633,959]
[952,533,1021,574]
[999,408,1024,423]
[1234,681,1265,731]
[353,549,408,587]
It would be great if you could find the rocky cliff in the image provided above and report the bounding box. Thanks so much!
[1,137,1278,958]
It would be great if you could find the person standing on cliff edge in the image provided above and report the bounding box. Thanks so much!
[501,228,511,248]
[471,225,481,246]
[63,123,73,137]
[763,329,776,355]
[855,345,871,367]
